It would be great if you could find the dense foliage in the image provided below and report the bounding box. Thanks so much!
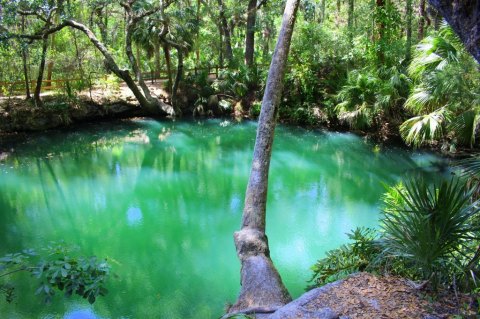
[0,0,478,148]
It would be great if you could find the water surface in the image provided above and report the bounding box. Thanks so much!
[0,119,443,318]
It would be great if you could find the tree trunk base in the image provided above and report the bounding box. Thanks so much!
[228,229,292,314]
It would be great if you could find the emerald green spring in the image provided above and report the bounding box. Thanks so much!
[0,119,443,318]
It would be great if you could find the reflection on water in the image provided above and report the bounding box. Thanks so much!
[126,207,143,226]
[0,119,447,318]
[63,307,99,319]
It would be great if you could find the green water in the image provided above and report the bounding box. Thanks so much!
[0,119,444,318]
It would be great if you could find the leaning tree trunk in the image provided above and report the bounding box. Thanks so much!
[34,36,49,107]
[428,0,480,63]
[63,20,172,115]
[227,0,300,316]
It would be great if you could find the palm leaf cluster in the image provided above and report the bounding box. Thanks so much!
[334,67,410,130]
[401,25,480,148]
[381,178,480,284]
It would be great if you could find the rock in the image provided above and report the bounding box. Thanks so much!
[207,94,223,116]
[193,104,205,118]
[208,94,218,107]
[107,103,133,114]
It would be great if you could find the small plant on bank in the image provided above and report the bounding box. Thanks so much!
[310,176,480,293]
[381,178,480,288]
[0,243,110,304]
[309,227,381,288]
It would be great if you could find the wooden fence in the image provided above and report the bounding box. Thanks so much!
[0,65,229,95]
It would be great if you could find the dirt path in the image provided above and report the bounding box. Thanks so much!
[0,82,170,105]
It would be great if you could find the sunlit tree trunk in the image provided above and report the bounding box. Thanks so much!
[34,36,49,107]
[228,0,300,315]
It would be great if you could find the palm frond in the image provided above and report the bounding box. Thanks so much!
[381,177,480,283]
[449,109,480,148]
[400,107,449,147]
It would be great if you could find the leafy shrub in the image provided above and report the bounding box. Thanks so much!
[213,65,265,99]
[249,101,262,118]
[309,227,380,288]
[0,243,110,304]
[334,67,410,130]
[310,176,480,293]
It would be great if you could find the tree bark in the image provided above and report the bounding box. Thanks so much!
[376,0,385,64]
[418,0,427,40]
[125,18,154,104]
[34,36,49,107]
[217,0,233,63]
[172,48,183,110]
[21,16,31,99]
[245,0,257,66]
[46,32,55,88]
[228,0,300,314]
[195,0,201,71]
[319,0,326,24]
[154,40,161,81]
[428,0,480,63]
[21,48,31,99]
[406,0,413,61]
[163,44,173,98]
[63,19,171,115]
[348,0,355,43]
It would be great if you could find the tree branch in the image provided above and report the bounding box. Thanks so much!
[17,10,48,23]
